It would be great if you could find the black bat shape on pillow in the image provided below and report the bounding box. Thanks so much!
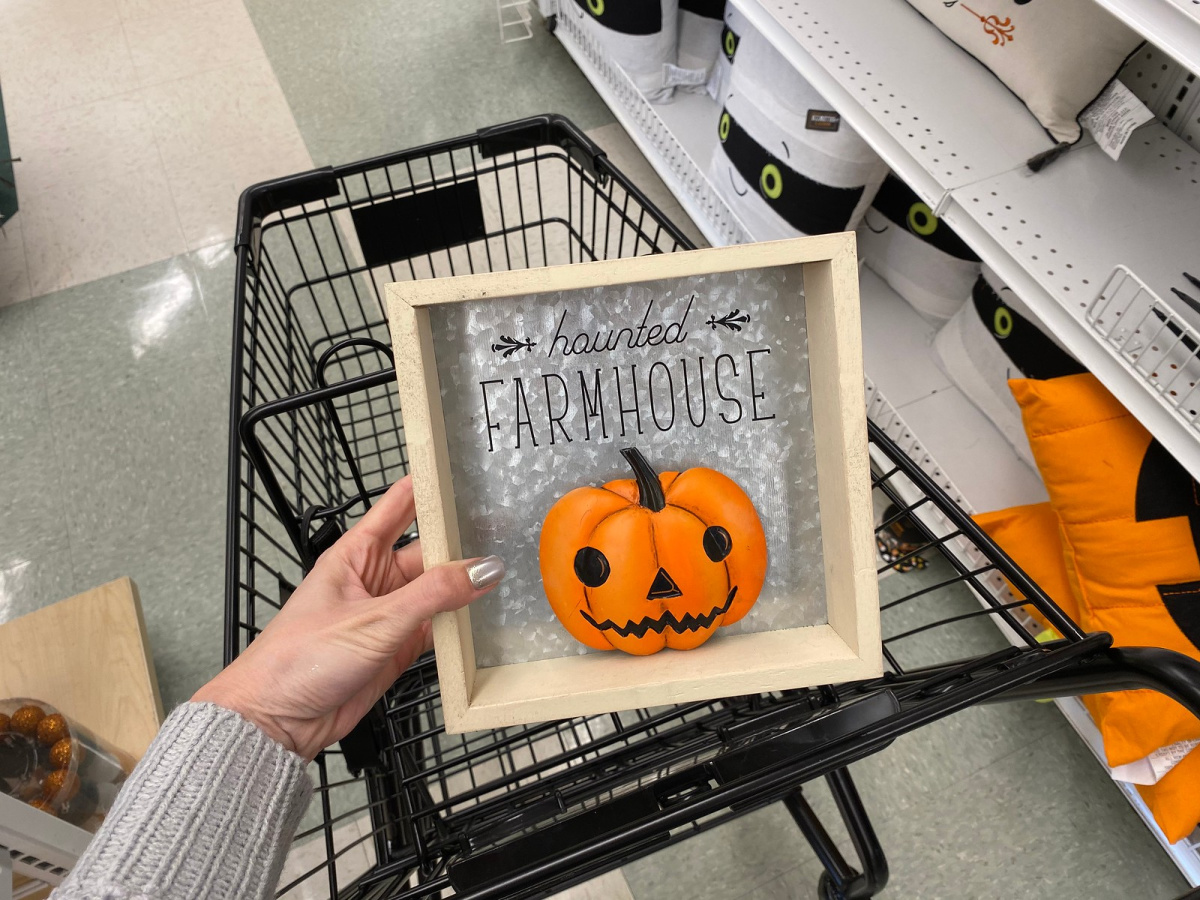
[1136,440,1200,651]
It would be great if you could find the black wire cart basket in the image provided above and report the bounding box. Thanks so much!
[225,114,1200,900]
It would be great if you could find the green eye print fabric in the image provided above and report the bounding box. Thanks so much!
[571,0,663,34]
[870,175,979,261]
[721,25,739,61]
[718,108,866,235]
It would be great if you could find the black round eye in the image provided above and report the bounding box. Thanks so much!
[574,546,610,587]
[703,526,733,562]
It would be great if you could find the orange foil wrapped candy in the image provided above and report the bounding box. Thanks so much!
[43,769,81,803]
[49,737,77,769]
[37,713,70,746]
[10,705,46,737]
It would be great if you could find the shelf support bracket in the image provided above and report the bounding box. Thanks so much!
[931,189,953,219]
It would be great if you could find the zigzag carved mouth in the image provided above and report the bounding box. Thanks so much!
[581,586,738,639]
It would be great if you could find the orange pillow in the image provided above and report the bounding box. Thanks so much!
[1012,374,1200,655]
[974,501,1080,636]
[1010,373,1200,767]
[977,488,1200,842]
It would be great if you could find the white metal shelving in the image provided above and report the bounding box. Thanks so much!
[942,129,1200,477]
[550,0,1200,879]
[553,6,749,247]
[726,0,1054,203]
[731,0,1200,485]
[1,793,90,897]
[1093,0,1200,77]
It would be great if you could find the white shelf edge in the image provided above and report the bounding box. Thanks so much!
[1093,0,1200,79]
[868,385,1200,883]
[0,793,90,888]
[1056,694,1200,886]
[552,8,749,247]
[939,201,1200,484]
[727,0,948,208]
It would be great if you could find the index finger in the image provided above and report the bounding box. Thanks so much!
[351,475,416,548]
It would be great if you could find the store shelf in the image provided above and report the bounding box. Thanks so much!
[0,793,90,892]
[860,291,1200,878]
[731,0,1200,485]
[727,0,1055,205]
[859,268,1047,512]
[858,297,1200,881]
[1093,0,1200,77]
[554,2,1200,876]
[553,7,749,246]
[943,127,1200,484]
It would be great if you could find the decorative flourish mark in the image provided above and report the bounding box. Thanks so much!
[490,335,537,358]
[960,4,1014,45]
[706,309,750,332]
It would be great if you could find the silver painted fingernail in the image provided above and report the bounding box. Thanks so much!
[467,555,506,590]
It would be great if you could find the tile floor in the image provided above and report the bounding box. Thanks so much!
[0,0,1192,897]
[0,0,311,304]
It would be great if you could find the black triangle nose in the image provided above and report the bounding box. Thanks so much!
[647,567,683,600]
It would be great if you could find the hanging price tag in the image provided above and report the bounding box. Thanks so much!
[1080,79,1155,161]
[1110,738,1200,785]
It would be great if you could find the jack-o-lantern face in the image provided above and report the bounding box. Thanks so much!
[539,448,767,655]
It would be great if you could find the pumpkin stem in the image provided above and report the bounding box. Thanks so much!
[621,448,666,512]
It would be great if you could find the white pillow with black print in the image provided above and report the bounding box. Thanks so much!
[568,0,679,103]
[905,0,1142,143]
[857,174,981,322]
[709,28,886,241]
[705,2,748,102]
[935,265,1084,466]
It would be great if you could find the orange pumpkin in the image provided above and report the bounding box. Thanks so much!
[539,448,767,655]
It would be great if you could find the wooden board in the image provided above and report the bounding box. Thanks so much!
[13,872,52,899]
[0,577,164,761]
[386,237,881,732]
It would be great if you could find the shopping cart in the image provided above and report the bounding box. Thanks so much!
[224,114,1200,900]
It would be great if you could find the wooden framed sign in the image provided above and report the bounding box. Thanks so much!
[386,235,879,733]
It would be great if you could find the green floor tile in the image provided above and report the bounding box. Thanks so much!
[0,299,52,454]
[721,726,1189,900]
[0,248,235,707]
[243,0,615,167]
[31,256,218,411]
[0,553,78,625]
[53,381,229,706]
[621,803,823,900]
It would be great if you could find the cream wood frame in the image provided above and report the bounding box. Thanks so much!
[386,234,880,732]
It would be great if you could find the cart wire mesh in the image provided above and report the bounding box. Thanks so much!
[226,115,1126,900]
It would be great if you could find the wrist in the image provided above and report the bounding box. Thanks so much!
[192,678,301,758]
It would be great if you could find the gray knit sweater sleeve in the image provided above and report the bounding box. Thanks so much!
[52,702,313,900]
